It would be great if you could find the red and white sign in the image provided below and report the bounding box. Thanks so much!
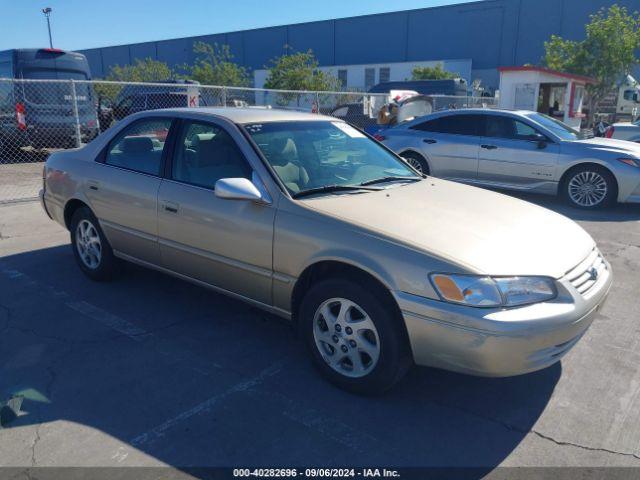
[187,86,199,108]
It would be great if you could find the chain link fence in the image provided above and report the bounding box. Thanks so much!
[0,78,497,203]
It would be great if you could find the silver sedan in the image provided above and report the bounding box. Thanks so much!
[380,109,640,209]
[609,120,640,143]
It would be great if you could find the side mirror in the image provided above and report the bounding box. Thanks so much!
[529,132,548,149]
[214,178,267,203]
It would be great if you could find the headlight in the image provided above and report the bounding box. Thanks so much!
[430,274,557,308]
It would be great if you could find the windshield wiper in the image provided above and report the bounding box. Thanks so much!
[292,184,382,199]
[359,176,422,186]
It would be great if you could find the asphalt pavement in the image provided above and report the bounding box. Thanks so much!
[0,195,639,475]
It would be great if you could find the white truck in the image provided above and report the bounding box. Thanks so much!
[614,75,640,121]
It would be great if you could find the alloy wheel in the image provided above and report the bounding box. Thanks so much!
[312,297,380,378]
[75,219,102,269]
[568,171,608,207]
[405,157,423,173]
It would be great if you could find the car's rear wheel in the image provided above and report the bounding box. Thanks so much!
[561,165,616,209]
[70,207,119,281]
[300,278,412,394]
[401,151,429,175]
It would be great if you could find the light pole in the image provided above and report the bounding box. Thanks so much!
[42,8,53,48]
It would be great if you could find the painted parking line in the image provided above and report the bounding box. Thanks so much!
[111,362,284,463]
[2,265,393,464]
[1,267,151,342]
[66,301,151,341]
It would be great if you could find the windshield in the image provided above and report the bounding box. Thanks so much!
[244,120,419,195]
[525,112,582,140]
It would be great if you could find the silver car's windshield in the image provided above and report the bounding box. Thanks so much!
[244,120,419,195]
[525,112,582,140]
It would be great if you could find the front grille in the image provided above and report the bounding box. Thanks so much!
[565,248,607,296]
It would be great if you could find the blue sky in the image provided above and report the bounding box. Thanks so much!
[1,0,464,51]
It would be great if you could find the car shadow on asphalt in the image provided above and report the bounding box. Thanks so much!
[0,244,560,474]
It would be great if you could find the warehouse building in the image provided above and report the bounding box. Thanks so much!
[79,0,639,91]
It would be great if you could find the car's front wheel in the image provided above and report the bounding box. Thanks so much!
[561,165,617,209]
[70,207,120,281]
[300,278,412,394]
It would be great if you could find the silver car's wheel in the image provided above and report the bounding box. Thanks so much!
[405,157,423,173]
[312,297,380,378]
[567,171,608,207]
[401,152,429,175]
[75,219,102,269]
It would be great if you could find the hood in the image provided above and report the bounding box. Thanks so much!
[302,179,594,278]
[573,137,640,157]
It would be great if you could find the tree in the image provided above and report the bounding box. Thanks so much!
[543,5,640,124]
[94,58,175,107]
[186,42,250,87]
[264,48,340,92]
[106,58,174,83]
[411,63,459,80]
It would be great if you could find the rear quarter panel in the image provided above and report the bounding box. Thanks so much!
[43,149,97,228]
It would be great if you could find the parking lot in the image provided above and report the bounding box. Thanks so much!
[0,194,639,473]
[0,160,46,204]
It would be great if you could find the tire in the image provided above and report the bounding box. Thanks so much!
[299,278,412,395]
[561,165,617,209]
[401,151,429,175]
[70,206,120,281]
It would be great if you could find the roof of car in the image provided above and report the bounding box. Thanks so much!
[152,107,334,124]
[429,108,529,115]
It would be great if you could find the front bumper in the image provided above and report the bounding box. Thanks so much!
[395,250,612,377]
[623,181,640,203]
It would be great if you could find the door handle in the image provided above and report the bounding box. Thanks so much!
[162,201,179,214]
[87,180,99,191]
[423,138,437,144]
[481,144,498,150]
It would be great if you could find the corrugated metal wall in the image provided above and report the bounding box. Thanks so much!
[79,0,639,88]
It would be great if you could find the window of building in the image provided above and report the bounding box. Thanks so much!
[337,69,348,88]
[365,68,375,89]
[379,67,390,84]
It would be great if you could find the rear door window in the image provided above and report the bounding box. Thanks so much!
[411,114,483,136]
[105,118,172,176]
[20,68,91,105]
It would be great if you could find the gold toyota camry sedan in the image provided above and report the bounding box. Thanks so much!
[40,108,612,394]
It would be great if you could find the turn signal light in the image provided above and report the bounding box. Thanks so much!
[618,158,640,167]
